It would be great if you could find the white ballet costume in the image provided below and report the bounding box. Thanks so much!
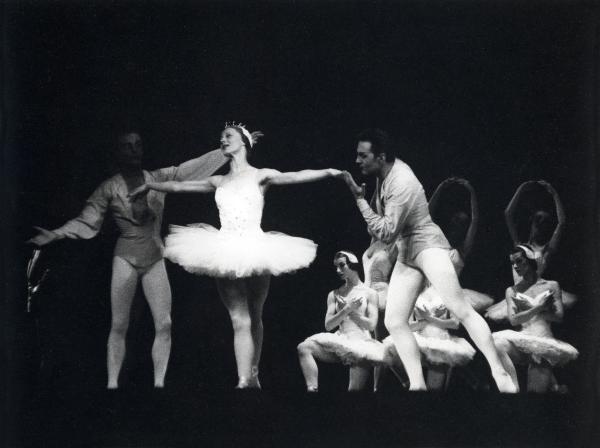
[485,247,578,322]
[492,292,578,366]
[303,286,388,366]
[384,287,476,366]
[163,168,317,278]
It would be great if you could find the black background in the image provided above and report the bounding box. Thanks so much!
[4,1,600,447]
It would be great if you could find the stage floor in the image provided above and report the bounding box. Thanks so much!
[10,386,580,448]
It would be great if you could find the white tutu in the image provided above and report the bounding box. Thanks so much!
[493,330,578,366]
[463,288,495,313]
[164,224,317,278]
[383,333,476,367]
[305,332,389,366]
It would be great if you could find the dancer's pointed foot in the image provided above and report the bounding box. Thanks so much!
[235,377,250,389]
[306,386,318,392]
[248,366,262,389]
[493,369,519,393]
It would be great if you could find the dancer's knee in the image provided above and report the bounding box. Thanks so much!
[297,340,315,358]
[110,318,129,337]
[229,312,252,333]
[384,314,410,335]
[154,315,172,336]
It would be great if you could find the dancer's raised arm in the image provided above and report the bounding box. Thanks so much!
[459,178,479,257]
[505,181,535,244]
[537,180,566,255]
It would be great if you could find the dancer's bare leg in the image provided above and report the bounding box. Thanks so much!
[246,274,270,388]
[216,278,253,387]
[141,260,172,388]
[384,262,426,390]
[426,366,447,391]
[297,340,339,391]
[528,362,553,393]
[107,257,139,389]
[416,248,518,393]
[348,366,370,391]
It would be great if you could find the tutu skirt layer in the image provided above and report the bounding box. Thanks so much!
[493,330,578,366]
[164,224,317,278]
[383,333,476,366]
[305,332,388,366]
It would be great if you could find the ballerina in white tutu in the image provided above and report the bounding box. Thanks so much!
[129,123,342,388]
[383,286,476,390]
[486,180,576,322]
[297,251,385,391]
[492,245,578,392]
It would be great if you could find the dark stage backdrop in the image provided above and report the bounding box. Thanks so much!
[3,1,600,447]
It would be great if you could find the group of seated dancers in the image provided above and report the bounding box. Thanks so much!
[28,124,578,393]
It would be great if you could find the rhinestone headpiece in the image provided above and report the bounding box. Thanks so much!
[224,122,253,147]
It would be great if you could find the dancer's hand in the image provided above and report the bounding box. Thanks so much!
[250,131,264,145]
[345,297,363,312]
[128,184,150,200]
[27,227,60,246]
[341,171,366,199]
[327,168,343,178]
[537,179,557,195]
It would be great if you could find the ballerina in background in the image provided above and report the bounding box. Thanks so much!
[486,180,576,322]
[27,129,227,389]
[492,245,578,392]
[129,123,342,388]
[427,177,494,312]
[297,251,385,391]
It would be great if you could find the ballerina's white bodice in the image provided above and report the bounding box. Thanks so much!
[514,292,554,338]
[335,289,370,338]
[215,170,264,236]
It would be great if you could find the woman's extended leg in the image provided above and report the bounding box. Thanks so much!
[216,278,253,387]
[246,274,270,387]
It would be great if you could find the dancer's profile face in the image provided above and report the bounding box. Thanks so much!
[220,127,245,157]
[510,252,530,277]
[355,141,383,176]
[116,132,143,168]
[334,257,352,279]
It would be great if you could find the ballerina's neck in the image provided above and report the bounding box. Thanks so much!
[228,153,253,173]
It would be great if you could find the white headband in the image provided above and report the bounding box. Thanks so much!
[516,244,536,260]
[225,122,253,148]
[335,251,359,264]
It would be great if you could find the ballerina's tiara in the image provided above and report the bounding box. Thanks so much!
[336,251,359,264]
[224,122,253,147]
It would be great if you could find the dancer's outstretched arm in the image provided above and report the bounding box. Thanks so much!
[324,292,363,331]
[128,176,222,199]
[260,168,342,187]
[27,181,110,246]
